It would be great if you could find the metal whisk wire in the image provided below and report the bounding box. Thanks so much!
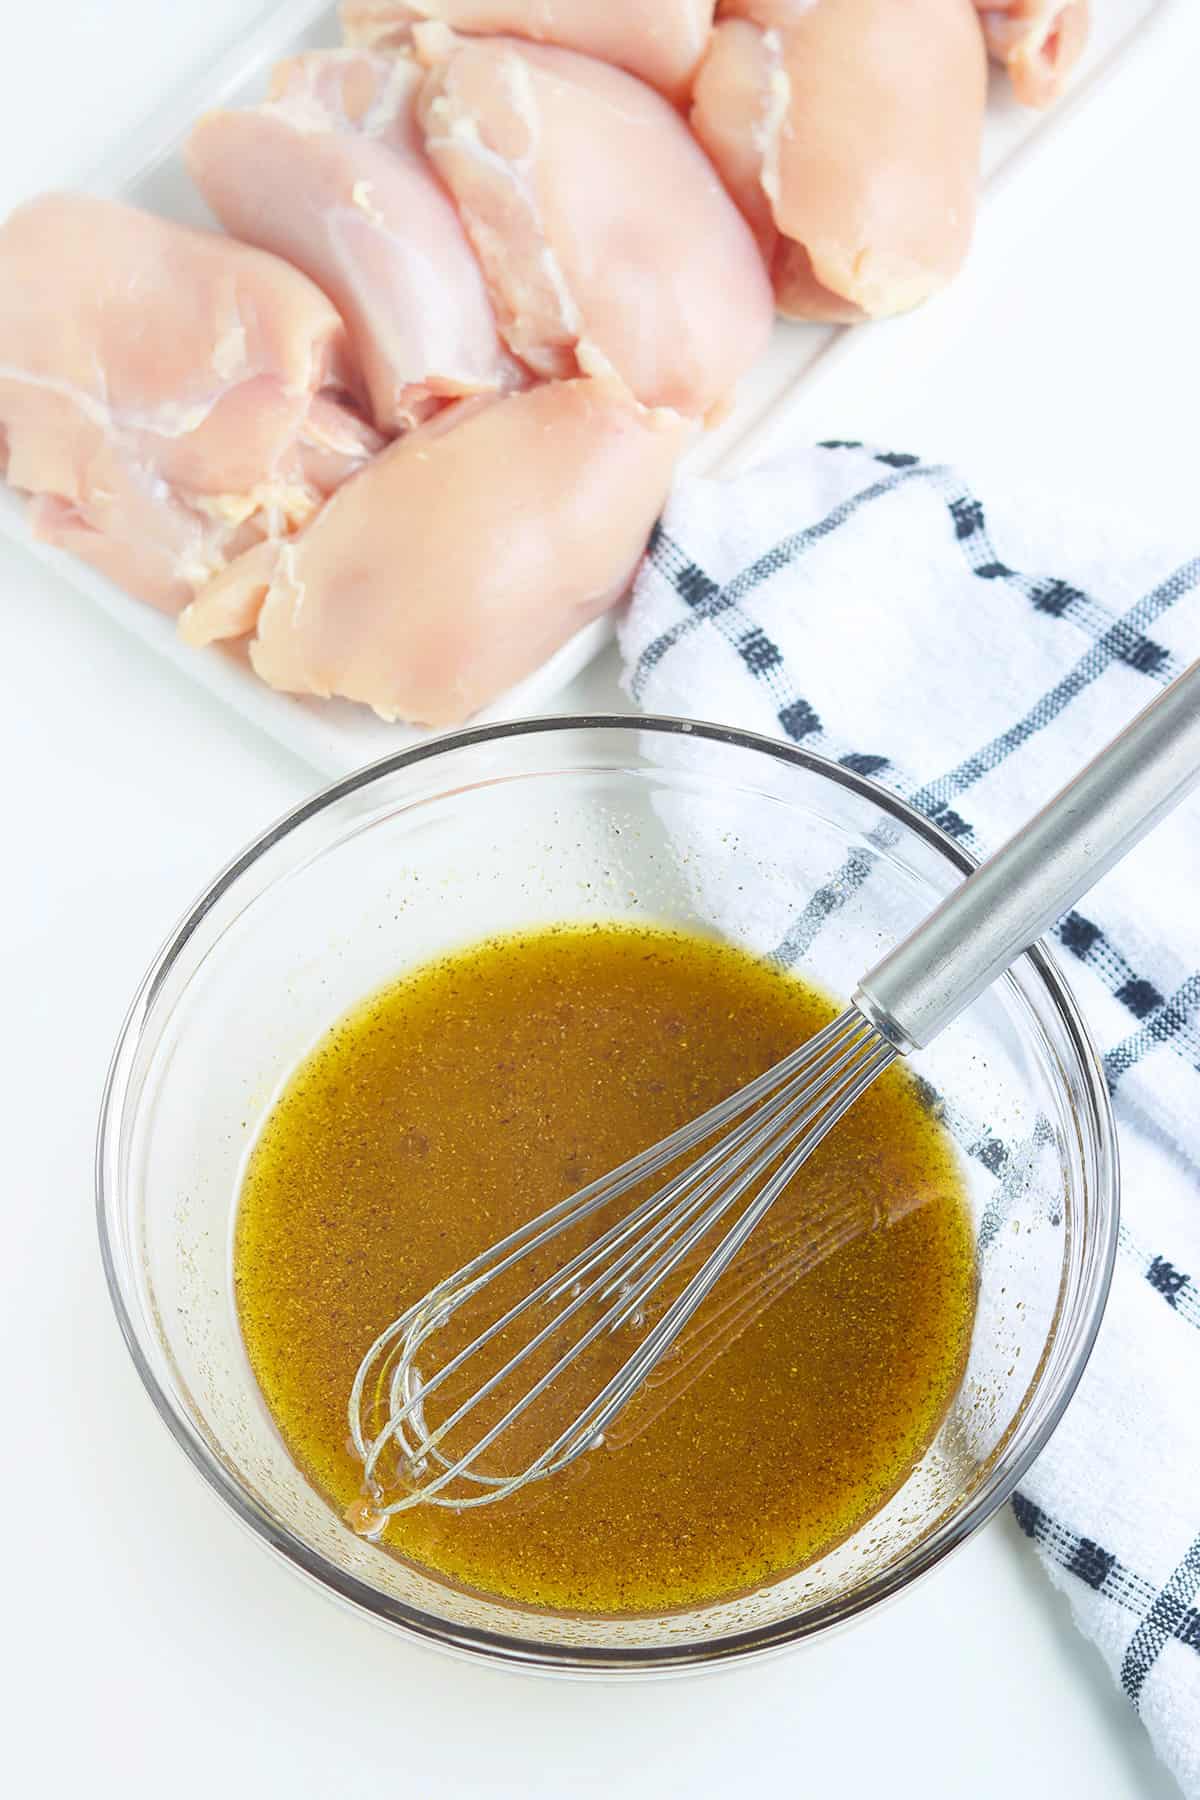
[349,1007,893,1516]
[349,660,1200,1522]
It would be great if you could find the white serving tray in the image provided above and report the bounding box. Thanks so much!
[0,0,1190,776]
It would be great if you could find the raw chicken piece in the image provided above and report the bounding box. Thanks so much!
[975,2,1089,107]
[415,36,773,418]
[691,0,987,322]
[188,50,516,434]
[341,1,715,103]
[0,194,380,612]
[180,379,690,725]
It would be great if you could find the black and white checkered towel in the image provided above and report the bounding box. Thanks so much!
[620,441,1200,1797]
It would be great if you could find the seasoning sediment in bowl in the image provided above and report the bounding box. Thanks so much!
[233,920,978,1615]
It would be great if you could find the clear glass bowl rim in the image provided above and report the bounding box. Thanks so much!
[96,713,1119,1675]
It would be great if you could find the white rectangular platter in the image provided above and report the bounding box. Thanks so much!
[0,0,1189,776]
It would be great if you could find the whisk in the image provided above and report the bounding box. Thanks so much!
[349,660,1200,1524]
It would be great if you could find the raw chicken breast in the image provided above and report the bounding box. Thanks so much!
[691,0,987,322]
[188,50,516,434]
[975,2,1089,107]
[341,1,715,103]
[0,194,380,611]
[180,380,690,725]
[416,36,773,418]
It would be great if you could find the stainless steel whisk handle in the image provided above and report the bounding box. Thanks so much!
[855,658,1200,1053]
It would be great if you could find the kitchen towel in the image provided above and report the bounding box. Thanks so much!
[620,439,1200,1798]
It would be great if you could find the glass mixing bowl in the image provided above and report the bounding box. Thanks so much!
[97,717,1117,1674]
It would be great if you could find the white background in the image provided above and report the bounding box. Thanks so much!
[1,4,1196,1796]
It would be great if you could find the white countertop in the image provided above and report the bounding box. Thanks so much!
[1,6,1194,1796]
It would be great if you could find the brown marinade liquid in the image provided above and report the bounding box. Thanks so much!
[235,924,976,1615]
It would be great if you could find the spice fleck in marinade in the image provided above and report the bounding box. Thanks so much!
[235,924,976,1614]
